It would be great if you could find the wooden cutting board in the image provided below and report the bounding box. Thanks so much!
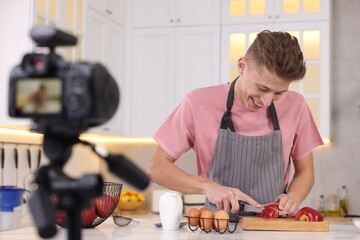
[240,217,329,232]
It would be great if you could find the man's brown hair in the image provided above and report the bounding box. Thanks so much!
[245,30,306,81]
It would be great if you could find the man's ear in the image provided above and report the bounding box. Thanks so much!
[237,57,246,73]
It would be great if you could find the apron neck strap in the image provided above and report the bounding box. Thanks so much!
[220,78,237,131]
[269,102,280,131]
[220,76,280,132]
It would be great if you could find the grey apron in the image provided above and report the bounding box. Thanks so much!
[205,79,286,212]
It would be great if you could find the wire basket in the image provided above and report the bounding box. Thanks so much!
[52,182,123,228]
[185,216,238,234]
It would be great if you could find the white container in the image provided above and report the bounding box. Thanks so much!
[159,192,183,231]
[152,189,168,213]
[0,209,22,231]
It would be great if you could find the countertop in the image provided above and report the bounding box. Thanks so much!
[1,214,360,240]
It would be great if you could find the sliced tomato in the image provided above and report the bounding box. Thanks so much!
[258,204,280,219]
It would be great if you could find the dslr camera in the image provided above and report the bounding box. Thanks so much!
[8,26,119,136]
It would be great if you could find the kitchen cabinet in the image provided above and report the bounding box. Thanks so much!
[0,0,85,127]
[0,0,33,126]
[83,5,126,135]
[126,0,221,136]
[128,26,220,136]
[220,2,330,138]
[88,0,126,26]
[221,0,330,24]
[132,0,220,27]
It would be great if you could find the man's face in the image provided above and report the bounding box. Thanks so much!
[235,57,290,112]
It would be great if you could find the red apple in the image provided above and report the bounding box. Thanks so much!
[81,203,97,227]
[93,194,116,218]
[54,209,67,227]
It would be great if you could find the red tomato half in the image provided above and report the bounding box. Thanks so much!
[295,207,324,222]
[258,204,280,219]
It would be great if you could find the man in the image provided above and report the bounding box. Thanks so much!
[148,30,323,216]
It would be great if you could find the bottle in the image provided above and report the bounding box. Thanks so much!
[339,186,349,217]
[325,194,341,217]
[318,194,325,215]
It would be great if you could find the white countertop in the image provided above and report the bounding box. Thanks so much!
[1,215,360,240]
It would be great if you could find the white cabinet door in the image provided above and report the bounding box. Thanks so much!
[175,0,220,26]
[174,26,220,105]
[0,0,32,126]
[220,23,330,138]
[88,0,126,25]
[221,0,329,24]
[83,9,125,135]
[129,28,176,136]
[128,26,220,136]
[132,0,220,27]
[132,0,174,27]
[274,0,330,22]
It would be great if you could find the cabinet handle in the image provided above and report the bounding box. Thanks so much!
[177,19,181,23]
[275,15,280,19]
[106,9,113,15]
[170,19,174,23]
[268,15,272,19]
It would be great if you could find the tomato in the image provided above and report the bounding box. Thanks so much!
[258,204,280,219]
[295,207,324,222]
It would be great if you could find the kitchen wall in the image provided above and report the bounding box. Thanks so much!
[305,0,360,214]
[0,0,359,217]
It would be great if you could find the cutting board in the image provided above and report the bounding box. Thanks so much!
[240,217,329,232]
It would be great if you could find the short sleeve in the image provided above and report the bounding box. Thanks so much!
[153,95,195,160]
[290,100,324,160]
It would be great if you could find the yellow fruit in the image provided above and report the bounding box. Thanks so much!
[120,189,146,202]
[138,193,145,202]
[130,195,138,202]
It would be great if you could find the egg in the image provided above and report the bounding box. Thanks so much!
[186,208,201,227]
[200,209,214,230]
[214,210,229,231]
[199,207,209,214]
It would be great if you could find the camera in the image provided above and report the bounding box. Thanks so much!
[8,26,119,135]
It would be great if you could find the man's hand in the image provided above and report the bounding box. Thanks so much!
[204,182,261,214]
[275,193,299,217]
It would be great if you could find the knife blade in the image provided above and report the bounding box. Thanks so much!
[242,203,288,216]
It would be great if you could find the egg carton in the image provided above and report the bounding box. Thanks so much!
[185,216,238,234]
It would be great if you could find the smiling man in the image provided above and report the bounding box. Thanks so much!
[148,30,323,217]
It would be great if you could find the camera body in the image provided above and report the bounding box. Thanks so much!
[8,26,119,135]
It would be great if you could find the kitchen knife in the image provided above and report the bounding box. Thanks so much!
[242,203,288,216]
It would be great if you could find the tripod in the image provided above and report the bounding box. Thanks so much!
[29,133,149,240]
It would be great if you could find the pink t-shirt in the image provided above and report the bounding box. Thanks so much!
[154,83,323,185]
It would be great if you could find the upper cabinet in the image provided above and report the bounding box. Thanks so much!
[83,1,126,135]
[221,0,330,24]
[0,0,84,127]
[220,0,330,139]
[127,0,221,136]
[132,0,220,27]
[0,0,33,126]
[88,0,126,25]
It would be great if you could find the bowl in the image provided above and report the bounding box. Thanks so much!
[117,201,144,211]
[52,182,122,228]
[352,218,360,230]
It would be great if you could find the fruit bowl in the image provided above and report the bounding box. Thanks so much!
[117,200,144,211]
[52,182,122,228]
[115,189,146,212]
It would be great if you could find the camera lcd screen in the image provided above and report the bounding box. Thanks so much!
[15,78,62,115]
